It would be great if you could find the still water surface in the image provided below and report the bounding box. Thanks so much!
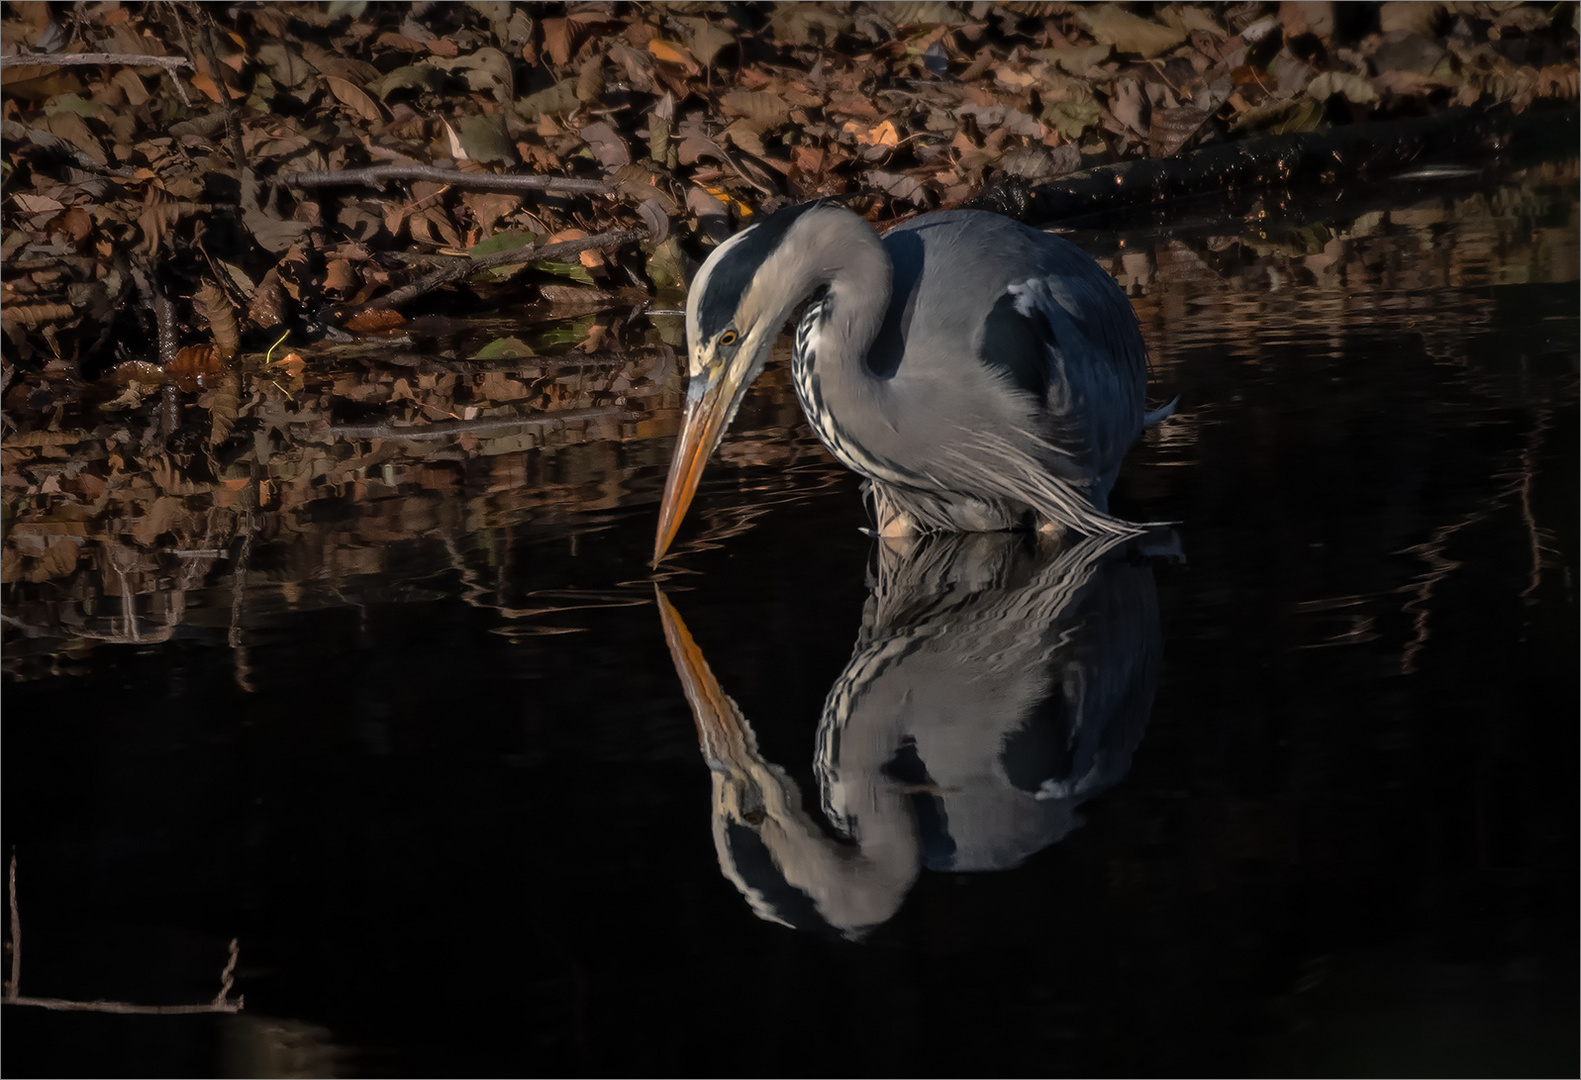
[4,164,1577,1076]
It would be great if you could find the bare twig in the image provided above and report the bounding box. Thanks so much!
[186,4,247,182]
[214,938,239,1007]
[322,405,624,441]
[5,996,243,1015]
[281,164,612,196]
[152,289,178,366]
[1,52,193,106]
[350,227,645,316]
[0,51,192,71]
[5,851,243,1014]
[6,850,19,1001]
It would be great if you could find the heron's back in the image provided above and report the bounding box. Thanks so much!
[876,210,1150,499]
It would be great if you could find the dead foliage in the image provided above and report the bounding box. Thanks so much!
[1,1,1575,387]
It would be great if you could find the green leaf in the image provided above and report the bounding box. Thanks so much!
[475,336,536,360]
[533,314,597,347]
[533,259,594,284]
[469,229,539,257]
[44,94,104,117]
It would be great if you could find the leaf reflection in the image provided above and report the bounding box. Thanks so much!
[658,529,1171,938]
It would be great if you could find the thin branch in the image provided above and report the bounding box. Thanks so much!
[281,164,612,196]
[350,227,645,315]
[0,51,192,71]
[1,852,243,1015]
[1,52,193,106]
[323,405,625,441]
[6,850,19,1001]
[187,4,246,182]
[6,995,244,1015]
[214,938,239,1007]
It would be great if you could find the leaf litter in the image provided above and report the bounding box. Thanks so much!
[0,1,1576,651]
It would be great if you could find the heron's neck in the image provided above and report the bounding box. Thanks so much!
[774,211,891,403]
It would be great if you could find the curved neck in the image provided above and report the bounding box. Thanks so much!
[754,206,891,380]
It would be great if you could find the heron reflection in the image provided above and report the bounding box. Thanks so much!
[656,530,1165,938]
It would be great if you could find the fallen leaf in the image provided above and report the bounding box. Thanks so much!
[325,74,385,123]
[167,344,224,391]
[344,309,407,333]
[1078,6,1188,59]
[194,280,240,358]
[579,121,631,168]
[648,38,698,72]
[475,336,535,360]
[1306,70,1380,105]
[208,372,239,445]
[844,119,901,147]
[721,89,792,127]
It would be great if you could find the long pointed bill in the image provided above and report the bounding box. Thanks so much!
[652,371,749,567]
[653,586,755,770]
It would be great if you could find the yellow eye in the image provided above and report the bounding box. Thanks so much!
[718,330,738,346]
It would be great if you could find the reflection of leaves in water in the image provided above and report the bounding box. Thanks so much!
[5,177,1575,675]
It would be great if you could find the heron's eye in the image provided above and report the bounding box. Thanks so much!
[718,329,738,347]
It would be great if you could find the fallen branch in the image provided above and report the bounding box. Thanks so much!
[319,405,625,442]
[281,164,612,196]
[0,51,192,72]
[348,226,645,316]
[3,851,244,1015]
[0,51,192,106]
[976,102,1581,227]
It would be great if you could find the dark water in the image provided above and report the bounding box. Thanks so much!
[4,164,1578,1077]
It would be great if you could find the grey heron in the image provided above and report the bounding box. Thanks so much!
[653,201,1173,565]
[656,529,1162,937]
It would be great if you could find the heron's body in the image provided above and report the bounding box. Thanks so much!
[654,202,1168,564]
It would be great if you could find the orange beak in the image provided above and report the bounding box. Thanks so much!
[653,586,754,765]
[652,371,750,567]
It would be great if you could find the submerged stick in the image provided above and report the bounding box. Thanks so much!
[975,102,1581,226]
[346,227,645,316]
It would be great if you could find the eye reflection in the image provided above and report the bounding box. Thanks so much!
[656,529,1172,939]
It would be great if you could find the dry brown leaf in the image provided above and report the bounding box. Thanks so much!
[344,309,407,333]
[208,372,239,446]
[721,89,792,128]
[52,206,93,242]
[542,16,572,66]
[843,119,901,148]
[648,39,699,73]
[0,302,74,326]
[325,74,385,123]
[323,259,359,295]
[12,193,65,214]
[249,268,286,330]
[195,280,240,358]
[1077,6,1187,59]
[167,344,224,391]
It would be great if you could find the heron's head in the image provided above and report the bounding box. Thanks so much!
[653,201,846,565]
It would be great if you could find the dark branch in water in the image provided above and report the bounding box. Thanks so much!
[345,227,646,317]
[319,405,626,442]
[974,103,1581,226]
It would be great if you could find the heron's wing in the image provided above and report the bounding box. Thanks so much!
[986,272,1149,485]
